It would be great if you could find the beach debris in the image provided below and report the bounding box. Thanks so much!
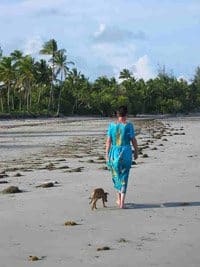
[99,166,108,170]
[14,172,23,177]
[117,238,129,243]
[96,246,111,251]
[142,154,149,158]
[142,145,149,149]
[0,172,9,179]
[3,167,18,172]
[97,155,105,160]
[65,167,84,173]
[87,159,95,163]
[2,186,22,194]
[72,154,84,158]
[57,165,70,169]
[151,147,158,150]
[154,134,162,139]
[0,180,8,184]
[45,162,55,170]
[162,138,168,141]
[36,182,54,188]
[28,256,39,261]
[64,220,78,226]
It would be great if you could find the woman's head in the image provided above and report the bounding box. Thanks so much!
[116,105,128,117]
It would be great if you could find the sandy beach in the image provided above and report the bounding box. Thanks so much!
[0,116,200,267]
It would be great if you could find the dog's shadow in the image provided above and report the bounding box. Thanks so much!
[125,201,200,209]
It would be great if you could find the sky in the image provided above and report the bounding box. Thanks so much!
[0,0,199,81]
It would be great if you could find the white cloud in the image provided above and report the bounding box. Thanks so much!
[93,23,146,43]
[92,42,154,80]
[177,75,190,83]
[133,55,155,81]
[23,36,43,56]
[94,23,106,38]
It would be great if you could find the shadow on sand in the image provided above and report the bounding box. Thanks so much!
[125,201,200,209]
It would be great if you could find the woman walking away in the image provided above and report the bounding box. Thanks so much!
[106,106,138,209]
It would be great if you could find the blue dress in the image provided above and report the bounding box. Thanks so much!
[107,122,135,193]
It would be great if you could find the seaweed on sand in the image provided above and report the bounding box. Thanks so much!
[64,167,84,173]
[64,221,78,226]
[36,182,54,188]
[28,256,39,261]
[2,186,22,194]
[45,162,55,170]
[14,172,23,177]
[97,246,111,251]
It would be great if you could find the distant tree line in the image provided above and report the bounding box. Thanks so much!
[0,39,200,117]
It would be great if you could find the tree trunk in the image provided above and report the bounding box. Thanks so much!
[29,82,32,110]
[37,87,41,106]
[19,94,22,111]
[56,72,64,116]
[48,58,55,113]
[11,94,14,111]
[7,84,10,113]
[0,96,4,112]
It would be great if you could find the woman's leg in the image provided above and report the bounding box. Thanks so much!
[116,192,121,207]
[120,193,126,208]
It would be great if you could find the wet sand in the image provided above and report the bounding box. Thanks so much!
[0,116,200,267]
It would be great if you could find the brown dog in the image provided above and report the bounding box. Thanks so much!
[89,188,108,210]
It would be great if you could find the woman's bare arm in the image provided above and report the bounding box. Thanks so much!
[131,137,138,160]
[105,137,111,162]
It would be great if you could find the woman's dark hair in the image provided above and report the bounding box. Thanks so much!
[116,105,128,117]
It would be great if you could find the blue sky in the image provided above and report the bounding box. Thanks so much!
[0,0,199,81]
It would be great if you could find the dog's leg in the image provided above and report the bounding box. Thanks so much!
[93,199,98,209]
[102,198,107,207]
[91,200,95,210]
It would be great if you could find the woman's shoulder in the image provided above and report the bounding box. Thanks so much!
[108,121,117,126]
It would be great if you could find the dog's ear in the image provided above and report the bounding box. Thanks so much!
[105,192,109,195]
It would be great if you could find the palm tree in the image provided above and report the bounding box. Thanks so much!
[54,49,74,115]
[0,82,5,112]
[0,56,15,112]
[40,39,58,112]
[119,68,132,80]
[11,50,23,61]
[34,59,51,108]
[10,50,23,110]
[18,55,35,111]
[0,46,2,59]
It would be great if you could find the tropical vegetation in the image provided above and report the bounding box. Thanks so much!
[0,39,200,117]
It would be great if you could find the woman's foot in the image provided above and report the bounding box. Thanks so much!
[120,193,125,208]
[119,203,125,209]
